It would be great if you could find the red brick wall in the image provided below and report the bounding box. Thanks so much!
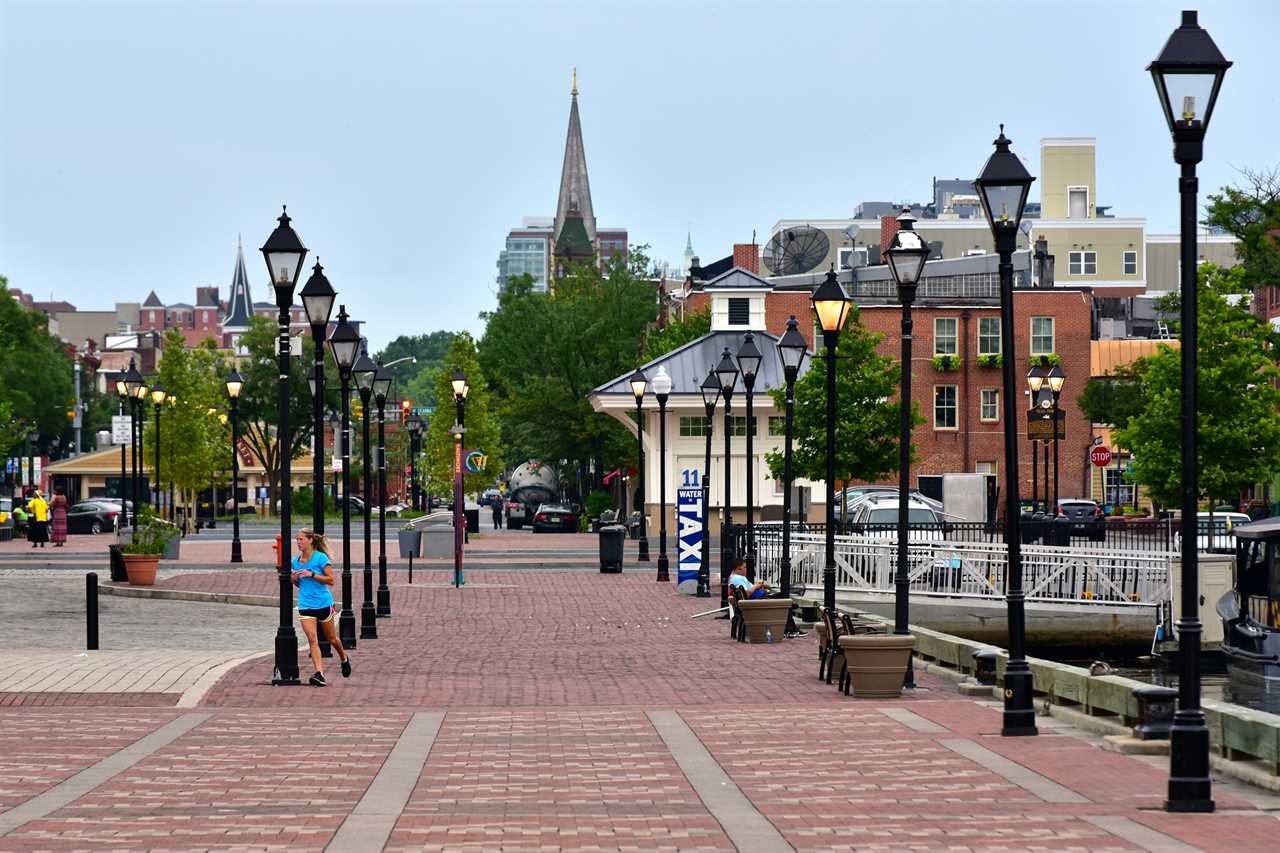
[763,291,814,349]
[732,244,759,273]
[879,215,900,255]
[856,289,1092,512]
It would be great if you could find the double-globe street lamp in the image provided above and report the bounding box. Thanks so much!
[260,206,309,686]
[328,305,362,650]
[975,125,1036,736]
[1149,9,1231,814]
[651,366,673,582]
[149,383,166,516]
[124,360,147,525]
[884,209,931,689]
[300,261,336,535]
[354,344,380,640]
[628,368,651,563]
[373,361,393,617]
[697,366,719,598]
[775,316,808,597]
[407,413,424,511]
[811,269,853,614]
[714,348,739,609]
[736,332,763,572]
[113,378,130,528]
[226,370,244,563]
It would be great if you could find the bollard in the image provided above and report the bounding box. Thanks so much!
[408,554,413,584]
[86,572,99,651]
[1133,685,1179,740]
[972,649,999,685]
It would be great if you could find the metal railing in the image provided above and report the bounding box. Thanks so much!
[749,527,1172,606]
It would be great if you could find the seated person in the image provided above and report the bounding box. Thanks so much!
[728,559,769,599]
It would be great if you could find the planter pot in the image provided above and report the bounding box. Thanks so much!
[737,598,793,644]
[398,529,422,558]
[122,553,160,586]
[838,634,915,698]
[162,534,181,560]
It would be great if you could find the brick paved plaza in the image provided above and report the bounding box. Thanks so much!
[1,545,1279,851]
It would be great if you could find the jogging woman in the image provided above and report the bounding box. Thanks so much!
[291,528,351,686]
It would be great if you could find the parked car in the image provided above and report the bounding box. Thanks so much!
[1055,499,1106,542]
[480,489,502,507]
[531,503,579,533]
[847,496,949,542]
[842,486,943,514]
[66,501,120,534]
[374,502,410,517]
[1173,511,1253,553]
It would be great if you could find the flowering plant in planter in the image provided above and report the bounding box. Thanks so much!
[1032,352,1061,366]
[976,353,1003,369]
[120,508,177,555]
[932,354,961,372]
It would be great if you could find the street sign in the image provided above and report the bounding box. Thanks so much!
[111,415,132,445]
[1026,408,1065,442]
[1091,445,1114,467]
[676,476,704,596]
[464,450,488,473]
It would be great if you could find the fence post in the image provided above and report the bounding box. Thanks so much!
[86,572,99,651]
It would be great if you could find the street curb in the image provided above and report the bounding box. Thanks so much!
[98,584,275,608]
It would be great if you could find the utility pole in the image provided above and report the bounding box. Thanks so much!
[73,354,83,456]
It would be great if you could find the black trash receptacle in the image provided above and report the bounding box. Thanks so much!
[599,525,625,573]
[1051,516,1073,547]
[108,543,127,582]
[465,508,479,534]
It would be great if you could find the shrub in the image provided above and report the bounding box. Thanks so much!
[584,490,614,518]
[932,355,961,372]
[976,353,1003,369]
[121,508,178,555]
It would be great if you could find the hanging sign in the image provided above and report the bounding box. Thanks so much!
[676,469,704,595]
[464,450,488,473]
[111,415,133,445]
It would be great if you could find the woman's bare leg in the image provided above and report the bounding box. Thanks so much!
[321,618,347,661]
[300,618,322,673]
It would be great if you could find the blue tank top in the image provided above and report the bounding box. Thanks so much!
[292,551,334,610]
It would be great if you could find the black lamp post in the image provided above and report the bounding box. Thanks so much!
[975,125,1036,736]
[715,347,739,608]
[373,361,393,617]
[226,370,244,563]
[885,208,931,689]
[651,366,673,581]
[260,206,308,687]
[776,316,808,597]
[1046,363,1065,512]
[736,332,763,570]
[353,343,379,640]
[628,368,650,562]
[328,305,361,650]
[408,413,424,512]
[149,382,166,515]
[127,366,147,521]
[811,268,853,613]
[451,370,469,589]
[115,378,130,528]
[1027,360,1048,513]
[300,260,336,534]
[1149,9,1230,814]
[327,410,341,503]
[698,366,720,598]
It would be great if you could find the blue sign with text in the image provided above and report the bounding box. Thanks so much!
[677,475,704,595]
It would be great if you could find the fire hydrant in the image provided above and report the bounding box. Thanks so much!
[272,533,282,569]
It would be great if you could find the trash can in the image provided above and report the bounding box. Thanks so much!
[398,528,422,558]
[599,524,625,573]
[1051,516,1073,547]
[109,544,127,582]
[465,507,479,534]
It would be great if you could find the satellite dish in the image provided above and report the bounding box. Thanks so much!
[842,225,861,243]
[763,226,830,275]
[1019,220,1033,239]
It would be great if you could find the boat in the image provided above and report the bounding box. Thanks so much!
[1216,517,1280,683]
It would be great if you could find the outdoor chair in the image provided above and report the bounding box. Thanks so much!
[729,585,747,642]
[818,607,847,686]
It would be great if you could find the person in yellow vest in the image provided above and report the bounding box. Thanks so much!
[27,490,50,548]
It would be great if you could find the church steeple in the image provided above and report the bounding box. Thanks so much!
[222,235,254,331]
[554,68,597,256]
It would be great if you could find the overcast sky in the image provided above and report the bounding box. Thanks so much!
[3,0,1278,351]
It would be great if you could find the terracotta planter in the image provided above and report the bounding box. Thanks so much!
[737,598,792,644]
[122,553,160,586]
[838,634,915,698]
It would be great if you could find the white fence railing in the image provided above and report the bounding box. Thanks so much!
[755,533,1171,606]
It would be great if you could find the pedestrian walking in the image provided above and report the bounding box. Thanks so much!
[49,487,68,546]
[27,490,49,548]
[291,528,351,687]
[491,498,503,529]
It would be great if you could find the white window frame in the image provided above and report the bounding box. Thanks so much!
[678,416,709,437]
[1068,250,1097,276]
[976,460,997,475]
[977,317,1001,355]
[767,416,786,437]
[980,389,999,422]
[1123,250,1137,276]
[934,317,958,356]
[1067,185,1090,219]
[933,385,958,431]
[1030,316,1055,356]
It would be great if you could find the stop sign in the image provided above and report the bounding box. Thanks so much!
[1090,445,1113,467]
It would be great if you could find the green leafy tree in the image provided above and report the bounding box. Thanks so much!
[0,277,75,457]
[1204,167,1280,292]
[1116,264,1280,506]
[233,315,323,514]
[375,330,456,407]
[1076,363,1147,429]
[422,333,503,497]
[641,307,711,361]
[764,310,920,496]
[478,248,659,493]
